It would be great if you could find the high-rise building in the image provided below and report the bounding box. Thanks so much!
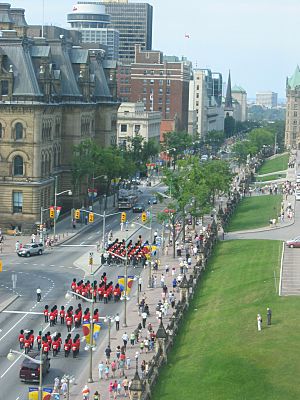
[67,2,119,60]
[285,66,300,149]
[232,85,247,121]
[0,3,118,232]
[256,91,278,108]
[188,69,224,138]
[117,45,191,132]
[100,0,153,64]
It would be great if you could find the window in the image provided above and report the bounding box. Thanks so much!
[159,79,163,86]
[121,124,127,133]
[150,79,154,84]
[13,191,23,213]
[134,125,141,134]
[15,122,23,140]
[0,123,2,138]
[1,80,8,96]
[13,155,23,176]
[167,80,171,86]
[294,112,298,117]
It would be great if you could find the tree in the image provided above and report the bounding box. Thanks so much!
[162,131,193,168]
[202,160,233,204]
[231,140,257,165]
[224,115,235,138]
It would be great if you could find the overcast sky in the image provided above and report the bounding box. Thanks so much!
[8,0,300,97]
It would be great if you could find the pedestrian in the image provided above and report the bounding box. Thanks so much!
[54,376,60,393]
[267,307,272,325]
[160,274,165,287]
[98,361,104,380]
[111,360,117,378]
[93,391,100,400]
[130,332,135,347]
[61,379,68,398]
[82,384,90,400]
[138,276,142,292]
[115,313,120,331]
[257,313,262,331]
[122,332,128,349]
[122,376,129,397]
[15,240,20,252]
[105,364,110,380]
[141,311,147,329]
[126,356,131,370]
[105,345,112,364]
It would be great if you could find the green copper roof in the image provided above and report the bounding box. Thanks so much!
[232,84,246,93]
[288,65,300,89]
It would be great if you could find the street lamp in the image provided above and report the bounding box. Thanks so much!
[104,315,115,347]
[61,374,75,400]
[65,290,95,383]
[53,176,72,239]
[91,174,107,211]
[7,349,43,400]
[107,228,129,327]
[133,275,141,314]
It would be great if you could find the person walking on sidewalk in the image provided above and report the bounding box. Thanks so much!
[82,384,90,400]
[115,314,120,331]
[141,311,147,329]
[98,361,104,379]
[122,332,128,349]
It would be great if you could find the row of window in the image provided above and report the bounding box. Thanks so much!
[0,122,24,140]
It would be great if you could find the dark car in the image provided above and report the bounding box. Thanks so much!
[19,352,50,382]
[148,196,158,205]
[286,236,300,248]
[132,203,145,213]
[18,243,44,257]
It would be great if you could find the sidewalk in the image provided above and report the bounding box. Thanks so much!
[70,246,194,399]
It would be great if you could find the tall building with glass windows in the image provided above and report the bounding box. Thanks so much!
[67,2,119,60]
[100,0,153,64]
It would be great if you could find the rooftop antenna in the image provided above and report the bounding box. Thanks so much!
[42,0,45,37]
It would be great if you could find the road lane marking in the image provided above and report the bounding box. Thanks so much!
[80,241,85,245]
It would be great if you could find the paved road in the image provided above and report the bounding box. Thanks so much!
[0,184,167,400]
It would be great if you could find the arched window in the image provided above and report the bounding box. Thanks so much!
[15,122,23,140]
[13,155,23,176]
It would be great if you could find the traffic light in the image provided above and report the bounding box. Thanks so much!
[141,212,147,222]
[75,209,80,220]
[121,212,127,223]
[50,207,55,219]
[89,212,94,223]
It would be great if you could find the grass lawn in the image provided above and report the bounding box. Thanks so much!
[259,153,289,174]
[152,240,300,400]
[256,173,286,182]
[227,195,282,232]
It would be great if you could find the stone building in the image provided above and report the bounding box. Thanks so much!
[285,65,300,149]
[0,3,118,233]
[117,102,161,147]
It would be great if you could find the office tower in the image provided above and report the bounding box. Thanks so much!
[68,2,119,60]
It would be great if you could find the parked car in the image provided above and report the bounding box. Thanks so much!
[132,203,145,213]
[19,352,50,382]
[286,236,300,248]
[18,243,44,257]
[148,196,157,205]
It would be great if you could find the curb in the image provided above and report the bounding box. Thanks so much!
[228,218,295,235]
[0,294,19,313]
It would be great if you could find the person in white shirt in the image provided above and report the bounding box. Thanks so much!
[141,311,147,328]
[115,313,120,331]
[122,332,129,348]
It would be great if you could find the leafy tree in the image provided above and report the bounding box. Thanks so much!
[224,115,235,138]
[162,131,193,168]
[231,140,257,165]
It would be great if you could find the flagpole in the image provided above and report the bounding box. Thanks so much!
[42,0,45,37]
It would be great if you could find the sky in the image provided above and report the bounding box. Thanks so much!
[8,0,300,97]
